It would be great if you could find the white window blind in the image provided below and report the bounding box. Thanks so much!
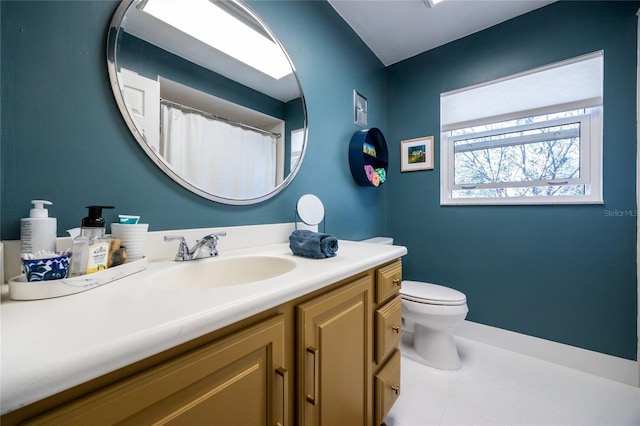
[440,51,603,131]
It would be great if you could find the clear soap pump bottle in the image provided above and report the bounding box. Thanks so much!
[70,206,114,277]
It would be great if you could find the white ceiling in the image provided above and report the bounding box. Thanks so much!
[327,0,557,66]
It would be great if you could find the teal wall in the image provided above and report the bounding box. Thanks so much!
[386,1,638,360]
[0,0,388,240]
[1,0,637,361]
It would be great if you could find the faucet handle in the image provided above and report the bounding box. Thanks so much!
[164,235,190,261]
[200,231,226,256]
[204,231,227,241]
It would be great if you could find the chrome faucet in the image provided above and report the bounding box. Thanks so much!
[164,232,227,261]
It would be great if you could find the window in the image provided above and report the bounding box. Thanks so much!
[290,128,304,170]
[440,52,603,205]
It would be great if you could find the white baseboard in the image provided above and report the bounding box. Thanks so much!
[455,320,639,387]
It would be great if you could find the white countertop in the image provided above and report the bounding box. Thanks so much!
[0,240,406,415]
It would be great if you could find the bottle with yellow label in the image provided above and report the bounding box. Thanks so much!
[70,206,114,277]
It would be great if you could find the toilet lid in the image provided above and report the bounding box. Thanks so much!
[400,280,467,306]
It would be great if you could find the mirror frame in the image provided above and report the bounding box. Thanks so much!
[106,0,308,205]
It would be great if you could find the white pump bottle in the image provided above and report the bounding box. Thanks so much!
[20,200,57,254]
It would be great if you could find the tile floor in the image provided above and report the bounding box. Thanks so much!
[385,337,640,426]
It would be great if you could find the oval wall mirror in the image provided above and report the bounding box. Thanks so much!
[107,0,307,205]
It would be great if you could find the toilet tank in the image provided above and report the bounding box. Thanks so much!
[361,237,393,245]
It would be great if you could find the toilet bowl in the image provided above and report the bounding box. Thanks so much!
[362,237,469,370]
[401,280,468,370]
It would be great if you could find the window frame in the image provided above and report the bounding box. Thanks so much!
[440,106,603,206]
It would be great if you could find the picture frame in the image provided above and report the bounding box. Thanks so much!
[353,90,368,127]
[401,136,434,172]
[362,142,377,157]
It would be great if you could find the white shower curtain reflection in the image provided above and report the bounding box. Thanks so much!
[161,104,277,199]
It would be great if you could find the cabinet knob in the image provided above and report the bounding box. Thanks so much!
[391,326,400,334]
[392,278,401,286]
[391,385,400,395]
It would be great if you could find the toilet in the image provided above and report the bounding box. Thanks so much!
[362,237,469,370]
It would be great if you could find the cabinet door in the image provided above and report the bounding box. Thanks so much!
[375,296,402,364]
[26,316,287,426]
[297,276,372,426]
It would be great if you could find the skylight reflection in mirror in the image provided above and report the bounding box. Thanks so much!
[141,0,293,80]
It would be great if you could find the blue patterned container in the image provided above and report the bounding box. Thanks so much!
[22,254,72,282]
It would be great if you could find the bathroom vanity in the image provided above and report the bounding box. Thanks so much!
[1,232,406,425]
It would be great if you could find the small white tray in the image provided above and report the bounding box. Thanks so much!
[8,257,148,301]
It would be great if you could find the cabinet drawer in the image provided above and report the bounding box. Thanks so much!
[374,349,401,425]
[375,296,402,364]
[376,260,402,304]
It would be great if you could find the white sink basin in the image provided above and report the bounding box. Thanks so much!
[149,256,297,290]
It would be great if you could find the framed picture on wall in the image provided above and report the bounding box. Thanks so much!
[401,136,434,172]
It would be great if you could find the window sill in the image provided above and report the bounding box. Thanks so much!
[440,194,604,206]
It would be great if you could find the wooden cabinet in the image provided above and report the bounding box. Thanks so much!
[295,260,403,426]
[24,315,287,426]
[373,259,403,422]
[297,275,372,425]
[5,260,403,426]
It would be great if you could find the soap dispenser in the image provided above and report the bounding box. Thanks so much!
[70,206,114,277]
[20,200,57,254]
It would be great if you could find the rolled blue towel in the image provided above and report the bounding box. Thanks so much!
[289,230,339,259]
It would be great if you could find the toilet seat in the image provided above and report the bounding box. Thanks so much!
[401,280,467,306]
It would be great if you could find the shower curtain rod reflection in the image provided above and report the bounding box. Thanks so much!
[160,98,282,139]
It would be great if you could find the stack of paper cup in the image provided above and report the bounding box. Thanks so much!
[111,223,149,260]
